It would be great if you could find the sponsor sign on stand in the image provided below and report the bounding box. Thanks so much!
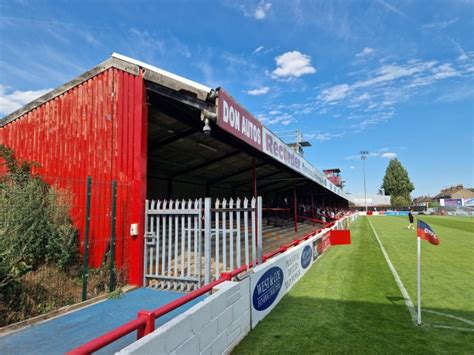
[262,127,330,189]
[216,89,263,151]
[216,88,346,198]
[251,239,314,327]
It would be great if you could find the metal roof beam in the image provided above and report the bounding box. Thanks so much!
[146,81,215,112]
[231,169,283,189]
[209,162,266,184]
[171,150,241,177]
[263,181,311,195]
[148,128,196,153]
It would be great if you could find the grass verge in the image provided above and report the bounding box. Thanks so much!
[233,217,474,354]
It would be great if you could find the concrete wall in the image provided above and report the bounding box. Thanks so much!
[117,279,250,355]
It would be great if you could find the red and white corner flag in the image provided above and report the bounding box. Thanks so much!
[416,219,440,325]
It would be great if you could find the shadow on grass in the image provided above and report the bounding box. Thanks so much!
[386,295,406,304]
[234,295,474,355]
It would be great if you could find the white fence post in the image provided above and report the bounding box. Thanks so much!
[257,196,263,264]
[197,199,202,288]
[251,197,257,264]
[204,198,211,285]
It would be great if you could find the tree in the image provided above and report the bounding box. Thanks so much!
[391,196,411,209]
[381,158,414,206]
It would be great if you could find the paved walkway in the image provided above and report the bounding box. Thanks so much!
[0,288,205,354]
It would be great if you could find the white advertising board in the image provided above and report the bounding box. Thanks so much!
[249,214,359,328]
[250,238,315,328]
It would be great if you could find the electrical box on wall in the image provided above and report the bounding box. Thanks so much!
[130,223,139,236]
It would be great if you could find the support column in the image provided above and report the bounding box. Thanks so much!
[311,190,315,226]
[252,158,257,198]
[293,183,298,233]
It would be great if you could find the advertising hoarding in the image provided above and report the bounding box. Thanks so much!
[442,198,463,207]
[250,239,314,327]
[216,89,263,151]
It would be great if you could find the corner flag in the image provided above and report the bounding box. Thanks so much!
[415,219,440,325]
[417,220,440,245]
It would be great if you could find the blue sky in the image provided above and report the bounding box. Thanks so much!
[1,0,473,197]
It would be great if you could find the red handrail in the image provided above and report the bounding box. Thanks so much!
[68,216,346,355]
[68,317,147,355]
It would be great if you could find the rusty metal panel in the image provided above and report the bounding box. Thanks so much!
[0,68,147,285]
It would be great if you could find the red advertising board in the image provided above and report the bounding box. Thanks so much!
[329,229,351,245]
[217,89,263,150]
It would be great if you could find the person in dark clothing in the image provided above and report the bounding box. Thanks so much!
[407,210,415,230]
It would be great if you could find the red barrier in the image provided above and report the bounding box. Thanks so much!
[329,229,351,245]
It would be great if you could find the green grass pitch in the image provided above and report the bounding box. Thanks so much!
[233,215,474,354]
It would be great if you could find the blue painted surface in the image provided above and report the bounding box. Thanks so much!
[0,288,206,355]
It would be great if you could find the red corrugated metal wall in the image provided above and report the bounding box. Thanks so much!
[0,67,147,285]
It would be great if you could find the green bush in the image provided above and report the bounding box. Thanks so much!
[0,144,79,292]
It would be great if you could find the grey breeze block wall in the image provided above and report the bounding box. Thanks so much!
[117,279,251,355]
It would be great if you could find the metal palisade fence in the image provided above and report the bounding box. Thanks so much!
[143,197,263,291]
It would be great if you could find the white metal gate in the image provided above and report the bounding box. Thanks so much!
[144,199,202,291]
[144,197,262,291]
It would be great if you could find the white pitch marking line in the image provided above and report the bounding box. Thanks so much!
[423,309,474,326]
[367,217,417,324]
[425,323,474,332]
[367,217,474,331]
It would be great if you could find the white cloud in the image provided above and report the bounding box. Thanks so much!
[375,0,407,17]
[272,51,316,79]
[431,63,460,80]
[381,152,397,159]
[305,131,345,142]
[253,46,264,54]
[451,39,469,61]
[0,85,51,116]
[354,61,438,89]
[246,86,269,96]
[317,59,467,111]
[354,92,371,101]
[356,47,374,57]
[255,1,272,20]
[423,18,459,30]
[267,112,294,125]
[437,87,474,102]
[318,84,350,102]
[458,53,469,61]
